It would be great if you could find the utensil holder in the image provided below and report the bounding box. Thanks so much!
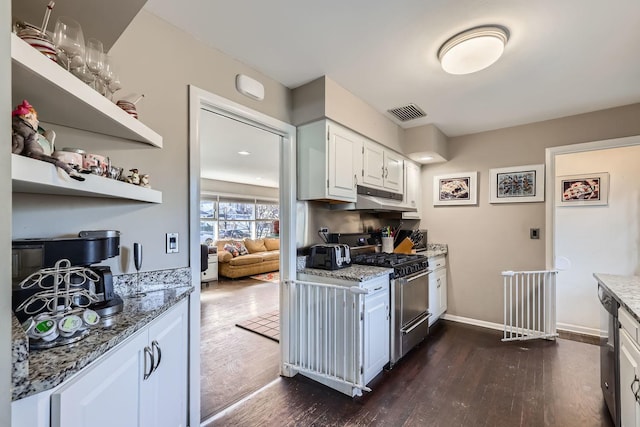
[382,236,394,253]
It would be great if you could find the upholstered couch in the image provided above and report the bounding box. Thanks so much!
[214,238,279,279]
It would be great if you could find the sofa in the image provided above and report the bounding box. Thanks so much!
[214,238,279,279]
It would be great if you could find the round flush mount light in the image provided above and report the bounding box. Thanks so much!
[237,150,251,156]
[438,25,509,75]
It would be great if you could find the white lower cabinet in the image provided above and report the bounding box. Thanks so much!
[362,278,390,385]
[428,256,447,326]
[619,308,640,427]
[50,299,188,427]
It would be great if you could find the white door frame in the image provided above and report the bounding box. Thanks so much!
[545,134,640,269]
[187,85,296,424]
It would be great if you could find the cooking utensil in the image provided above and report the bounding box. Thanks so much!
[133,242,145,297]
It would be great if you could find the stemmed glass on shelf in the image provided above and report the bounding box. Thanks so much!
[52,16,85,71]
[99,54,114,97]
[85,38,104,91]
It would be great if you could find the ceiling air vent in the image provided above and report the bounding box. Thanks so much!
[387,103,427,122]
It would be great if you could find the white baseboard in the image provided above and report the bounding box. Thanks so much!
[556,322,600,337]
[441,313,504,332]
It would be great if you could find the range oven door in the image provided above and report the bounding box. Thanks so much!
[391,270,430,366]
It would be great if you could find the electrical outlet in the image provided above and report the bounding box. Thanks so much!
[319,227,329,233]
[530,228,540,239]
[166,233,179,253]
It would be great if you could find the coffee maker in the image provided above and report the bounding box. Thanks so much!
[12,230,124,322]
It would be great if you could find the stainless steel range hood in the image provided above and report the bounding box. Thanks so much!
[330,186,417,212]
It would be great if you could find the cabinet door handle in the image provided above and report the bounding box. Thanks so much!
[143,346,155,380]
[354,174,357,188]
[437,278,441,288]
[385,167,389,179]
[381,165,385,178]
[151,340,162,372]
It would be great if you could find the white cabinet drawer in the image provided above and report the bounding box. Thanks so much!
[620,306,640,342]
[428,255,446,270]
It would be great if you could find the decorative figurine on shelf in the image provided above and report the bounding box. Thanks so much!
[124,168,140,185]
[12,100,84,181]
[139,174,150,188]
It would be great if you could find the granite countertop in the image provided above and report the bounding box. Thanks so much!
[421,243,448,258]
[11,284,193,401]
[298,265,393,282]
[594,273,640,323]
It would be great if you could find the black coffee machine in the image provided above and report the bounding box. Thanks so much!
[12,230,124,322]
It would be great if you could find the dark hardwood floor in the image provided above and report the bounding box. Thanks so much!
[200,276,280,420]
[212,320,613,427]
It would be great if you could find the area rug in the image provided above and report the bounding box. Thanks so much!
[250,271,280,283]
[235,310,280,342]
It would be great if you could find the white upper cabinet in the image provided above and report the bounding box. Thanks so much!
[362,140,403,194]
[11,34,163,203]
[298,119,362,203]
[402,161,422,219]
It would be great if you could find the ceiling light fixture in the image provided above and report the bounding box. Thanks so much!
[237,150,251,156]
[438,25,509,75]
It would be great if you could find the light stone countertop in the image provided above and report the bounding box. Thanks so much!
[594,273,640,323]
[11,268,193,401]
[298,264,393,282]
[421,243,448,258]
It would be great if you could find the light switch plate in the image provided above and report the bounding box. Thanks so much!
[166,233,179,253]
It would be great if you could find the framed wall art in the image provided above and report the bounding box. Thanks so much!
[557,172,609,206]
[489,164,544,204]
[433,171,478,206]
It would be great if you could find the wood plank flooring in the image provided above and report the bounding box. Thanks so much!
[213,320,614,427]
[200,277,280,420]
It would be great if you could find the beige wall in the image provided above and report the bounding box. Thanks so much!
[423,103,640,325]
[2,0,12,421]
[11,10,292,275]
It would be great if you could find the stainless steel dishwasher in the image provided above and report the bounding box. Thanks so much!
[599,283,620,427]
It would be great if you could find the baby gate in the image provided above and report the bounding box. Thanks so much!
[283,279,370,397]
[501,270,559,342]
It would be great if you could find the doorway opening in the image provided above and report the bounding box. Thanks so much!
[199,109,280,418]
[188,86,296,424]
[546,134,640,336]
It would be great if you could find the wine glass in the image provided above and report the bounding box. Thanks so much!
[107,73,122,101]
[53,17,85,71]
[99,54,114,97]
[85,38,104,91]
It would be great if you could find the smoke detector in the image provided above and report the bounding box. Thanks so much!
[387,103,427,122]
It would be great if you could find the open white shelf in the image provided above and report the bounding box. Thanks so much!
[12,154,162,203]
[11,33,162,148]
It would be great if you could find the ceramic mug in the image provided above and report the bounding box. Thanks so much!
[52,151,83,169]
[82,153,109,176]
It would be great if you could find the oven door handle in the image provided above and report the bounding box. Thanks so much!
[406,271,430,282]
[401,312,432,335]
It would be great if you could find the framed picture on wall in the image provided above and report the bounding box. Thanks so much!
[489,164,544,204]
[557,172,609,206]
[433,171,478,206]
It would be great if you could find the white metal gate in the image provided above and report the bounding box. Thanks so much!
[501,270,559,342]
[283,279,370,397]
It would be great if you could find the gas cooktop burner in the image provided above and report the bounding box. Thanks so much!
[353,253,428,278]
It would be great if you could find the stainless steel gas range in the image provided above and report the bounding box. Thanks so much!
[353,253,430,366]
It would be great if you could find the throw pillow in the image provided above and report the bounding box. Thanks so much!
[264,238,280,251]
[244,238,267,253]
[232,240,249,256]
[223,243,240,257]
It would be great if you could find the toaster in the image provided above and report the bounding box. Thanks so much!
[309,244,351,270]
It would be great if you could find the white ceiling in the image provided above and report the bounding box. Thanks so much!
[200,109,280,188]
[145,0,640,138]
